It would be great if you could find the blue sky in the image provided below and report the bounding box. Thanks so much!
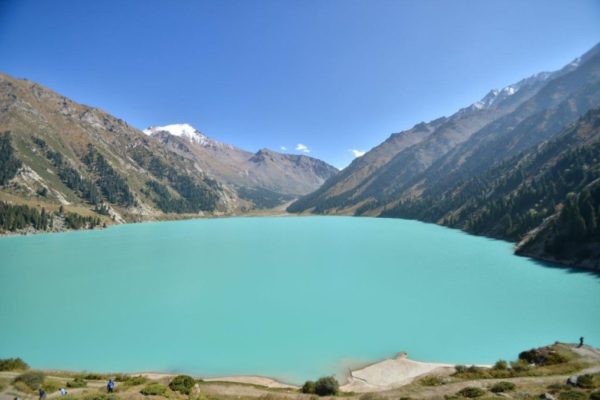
[0,0,599,168]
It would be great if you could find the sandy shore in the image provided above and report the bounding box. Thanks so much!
[202,376,297,389]
[134,372,297,389]
[340,352,457,392]
[137,353,464,392]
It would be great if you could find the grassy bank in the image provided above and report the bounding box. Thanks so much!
[1,343,599,400]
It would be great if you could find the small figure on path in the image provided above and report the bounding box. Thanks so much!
[107,379,115,393]
[578,336,584,348]
[38,388,46,400]
[59,387,67,396]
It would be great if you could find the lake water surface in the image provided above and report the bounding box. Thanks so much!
[0,216,598,383]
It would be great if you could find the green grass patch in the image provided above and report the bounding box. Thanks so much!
[115,374,147,387]
[140,383,168,396]
[42,379,62,393]
[558,390,588,400]
[82,393,118,400]
[67,377,88,388]
[359,393,386,400]
[453,345,587,380]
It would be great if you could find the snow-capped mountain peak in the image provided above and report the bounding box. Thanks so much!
[469,85,519,111]
[143,123,210,146]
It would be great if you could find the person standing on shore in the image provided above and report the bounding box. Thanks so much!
[579,337,584,348]
[38,388,46,400]
[107,379,115,393]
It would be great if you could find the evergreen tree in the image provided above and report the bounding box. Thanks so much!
[0,132,22,185]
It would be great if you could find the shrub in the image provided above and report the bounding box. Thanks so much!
[82,373,105,380]
[558,391,588,400]
[590,391,600,400]
[314,376,339,396]
[13,371,45,390]
[118,375,147,387]
[169,375,196,394]
[140,383,167,396]
[452,365,493,379]
[12,381,32,393]
[547,383,570,394]
[82,394,117,400]
[302,381,316,394]
[457,387,486,398]
[490,382,516,393]
[511,359,531,372]
[519,348,568,366]
[359,393,385,400]
[67,377,88,388]
[455,365,468,374]
[0,358,29,371]
[420,376,447,386]
[576,374,595,389]
[493,360,508,370]
[42,380,61,393]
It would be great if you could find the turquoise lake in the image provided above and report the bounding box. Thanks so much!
[0,216,599,383]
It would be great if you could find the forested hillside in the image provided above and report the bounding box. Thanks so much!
[0,72,236,233]
[381,108,600,269]
[290,43,600,270]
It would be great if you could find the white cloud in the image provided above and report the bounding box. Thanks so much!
[296,143,310,153]
[280,146,287,151]
[349,149,366,158]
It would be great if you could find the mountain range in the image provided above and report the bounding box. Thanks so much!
[1,43,599,270]
[0,72,337,227]
[289,43,600,270]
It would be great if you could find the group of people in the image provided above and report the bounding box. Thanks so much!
[35,387,68,399]
[28,379,116,400]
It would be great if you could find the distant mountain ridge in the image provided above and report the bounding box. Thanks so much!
[289,43,600,270]
[0,72,337,233]
[143,123,338,206]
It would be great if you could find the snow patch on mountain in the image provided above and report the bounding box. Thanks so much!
[143,123,209,145]
[143,123,230,148]
[472,86,518,109]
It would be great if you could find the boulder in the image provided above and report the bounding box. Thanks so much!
[567,376,579,386]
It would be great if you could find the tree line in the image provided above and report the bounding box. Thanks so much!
[0,202,101,232]
[0,132,22,185]
[130,146,220,213]
[380,107,600,255]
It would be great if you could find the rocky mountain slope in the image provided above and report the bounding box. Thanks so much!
[144,124,338,208]
[383,107,600,269]
[289,43,600,270]
[0,72,336,232]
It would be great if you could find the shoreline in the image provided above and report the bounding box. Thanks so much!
[5,343,599,394]
[24,353,473,393]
